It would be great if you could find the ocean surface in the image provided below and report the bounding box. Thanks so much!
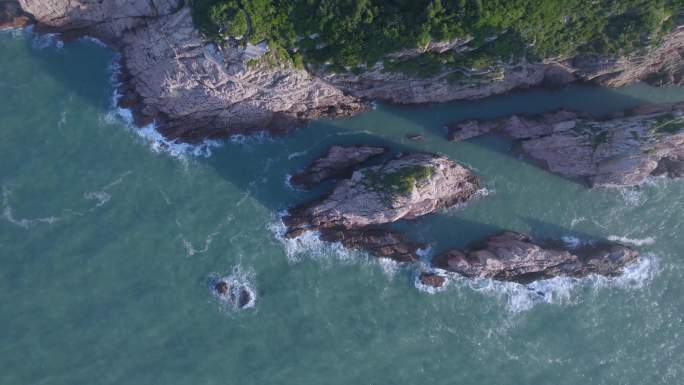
[1,29,683,385]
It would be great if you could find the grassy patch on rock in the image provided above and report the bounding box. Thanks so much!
[362,165,435,201]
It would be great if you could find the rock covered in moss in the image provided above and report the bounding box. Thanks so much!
[432,232,639,283]
[289,145,386,189]
[283,153,481,236]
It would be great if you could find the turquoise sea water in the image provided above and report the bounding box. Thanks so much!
[1,29,683,384]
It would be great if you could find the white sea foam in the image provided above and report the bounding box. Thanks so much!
[211,265,257,311]
[287,150,308,160]
[2,185,59,229]
[30,28,64,50]
[428,255,657,313]
[561,235,595,248]
[82,171,132,210]
[618,187,647,207]
[103,55,223,160]
[607,235,656,246]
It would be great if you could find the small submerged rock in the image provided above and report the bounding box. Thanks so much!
[446,102,684,187]
[432,231,639,284]
[418,272,445,288]
[212,278,255,309]
[289,145,386,189]
[406,133,423,141]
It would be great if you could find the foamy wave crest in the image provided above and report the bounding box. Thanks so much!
[2,185,59,229]
[103,55,222,159]
[287,150,308,160]
[30,28,63,50]
[229,131,272,145]
[430,256,656,313]
[617,187,647,207]
[210,265,257,311]
[607,235,656,246]
[561,235,595,249]
[82,171,132,209]
[269,217,358,264]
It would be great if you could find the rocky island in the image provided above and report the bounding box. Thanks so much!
[448,102,684,187]
[284,152,482,261]
[429,232,639,286]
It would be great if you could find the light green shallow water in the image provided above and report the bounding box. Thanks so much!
[1,30,683,385]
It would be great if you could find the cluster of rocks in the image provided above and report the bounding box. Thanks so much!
[8,1,684,142]
[283,146,640,287]
[430,232,639,285]
[448,102,684,187]
[212,278,255,310]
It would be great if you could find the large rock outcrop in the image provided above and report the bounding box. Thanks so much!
[14,1,684,142]
[431,232,639,284]
[448,102,684,187]
[283,153,482,237]
[17,0,363,142]
[289,145,386,189]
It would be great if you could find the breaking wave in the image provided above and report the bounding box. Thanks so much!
[418,256,657,313]
[209,265,257,311]
[103,55,222,160]
[607,235,656,246]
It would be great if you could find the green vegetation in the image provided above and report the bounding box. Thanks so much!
[653,113,684,134]
[191,0,684,74]
[362,165,435,200]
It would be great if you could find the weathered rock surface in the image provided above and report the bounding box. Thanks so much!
[325,27,684,105]
[319,227,426,263]
[284,153,482,237]
[17,0,362,142]
[290,145,386,189]
[432,232,639,284]
[15,1,684,142]
[0,1,32,29]
[448,102,684,187]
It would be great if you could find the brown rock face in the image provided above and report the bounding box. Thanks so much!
[447,102,684,187]
[16,0,363,142]
[432,232,639,284]
[284,153,482,236]
[418,273,446,288]
[14,1,684,142]
[290,145,386,189]
[0,1,32,29]
[320,227,426,263]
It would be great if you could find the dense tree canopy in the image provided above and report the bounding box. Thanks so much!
[191,0,684,74]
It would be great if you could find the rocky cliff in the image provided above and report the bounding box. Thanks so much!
[289,145,386,189]
[11,0,684,142]
[448,102,684,187]
[16,0,363,142]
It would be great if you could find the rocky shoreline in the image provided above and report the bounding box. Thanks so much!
[6,0,684,143]
[448,102,684,187]
[282,146,640,286]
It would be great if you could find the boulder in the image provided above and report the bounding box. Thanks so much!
[290,145,386,189]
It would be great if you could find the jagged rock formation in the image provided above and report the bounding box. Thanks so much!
[213,278,254,309]
[283,153,481,237]
[283,152,481,262]
[448,102,684,187]
[289,145,386,189]
[12,1,684,142]
[0,1,32,29]
[17,0,362,142]
[319,227,426,263]
[430,232,639,285]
